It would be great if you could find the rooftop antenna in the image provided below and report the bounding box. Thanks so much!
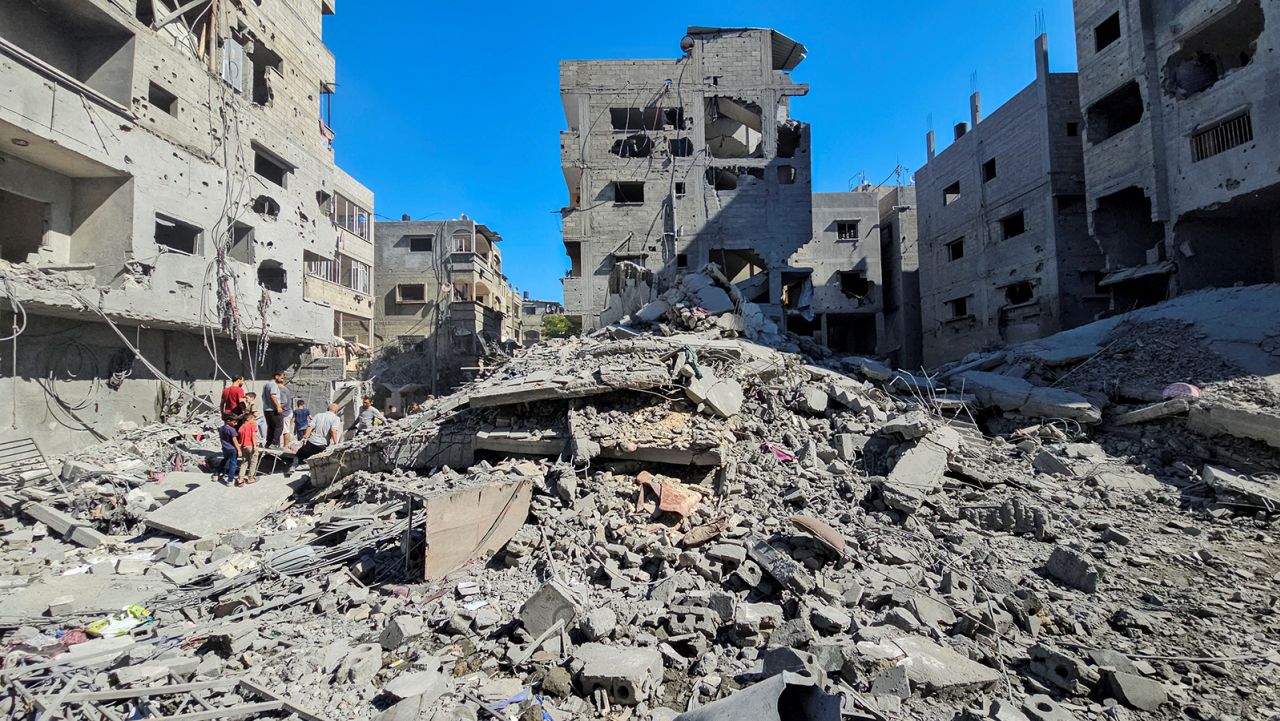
[1035,9,1046,36]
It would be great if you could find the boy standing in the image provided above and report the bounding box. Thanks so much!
[217,416,241,484]
[292,400,311,445]
[236,411,260,486]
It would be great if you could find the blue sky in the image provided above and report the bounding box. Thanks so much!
[323,2,1080,303]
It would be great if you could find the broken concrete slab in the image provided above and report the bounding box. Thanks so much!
[1201,464,1280,512]
[3,573,170,618]
[685,368,745,418]
[855,634,1000,696]
[672,671,840,721]
[413,477,533,581]
[1110,398,1189,426]
[1187,402,1280,449]
[1105,671,1168,711]
[1045,547,1102,592]
[144,473,306,540]
[952,371,1101,423]
[877,426,960,514]
[519,580,581,637]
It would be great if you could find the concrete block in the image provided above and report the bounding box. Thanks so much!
[573,643,662,706]
[1106,671,1167,711]
[1188,402,1280,449]
[518,579,581,637]
[855,634,1000,695]
[1110,398,1189,426]
[379,615,424,650]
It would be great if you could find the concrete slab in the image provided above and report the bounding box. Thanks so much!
[856,634,1000,695]
[2,573,170,617]
[144,473,306,540]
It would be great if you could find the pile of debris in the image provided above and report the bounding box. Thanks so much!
[2,272,1278,721]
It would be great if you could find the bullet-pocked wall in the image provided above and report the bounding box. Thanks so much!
[559,27,813,331]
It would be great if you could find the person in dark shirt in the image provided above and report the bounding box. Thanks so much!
[217,416,241,484]
[385,405,403,422]
[292,400,312,441]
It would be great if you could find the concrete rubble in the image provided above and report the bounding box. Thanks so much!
[2,270,1279,721]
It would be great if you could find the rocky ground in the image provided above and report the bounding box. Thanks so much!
[1,273,1278,721]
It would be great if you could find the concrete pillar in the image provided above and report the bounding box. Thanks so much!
[1035,33,1049,82]
[969,92,981,128]
[926,130,936,161]
[954,122,968,140]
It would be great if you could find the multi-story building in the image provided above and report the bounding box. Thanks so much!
[519,296,565,346]
[1073,0,1279,308]
[915,34,1102,367]
[0,0,373,451]
[559,27,813,332]
[373,218,521,393]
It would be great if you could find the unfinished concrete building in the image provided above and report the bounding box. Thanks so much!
[559,27,812,331]
[1074,0,1280,308]
[0,0,373,452]
[520,296,565,346]
[916,35,1102,367]
[373,218,522,395]
[877,185,923,371]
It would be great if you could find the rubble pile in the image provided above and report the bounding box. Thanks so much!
[2,273,1279,721]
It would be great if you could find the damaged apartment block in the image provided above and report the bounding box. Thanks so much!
[1074,0,1280,309]
[915,34,1103,366]
[0,0,375,451]
[559,27,813,332]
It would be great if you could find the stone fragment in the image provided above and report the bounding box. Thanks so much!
[580,607,617,641]
[961,497,1054,540]
[572,643,663,706]
[384,667,450,704]
[796,385,829,414]
[745,535,814,593]
[882,412,931,440]
[1022,694,1079,721]
[1045,547,1102,593]
[337,643,382,685]
[1106,671,1167,711]
[519,580,581,637]
[1110,398,1189,425]
[809,604,851,633]
[379,615,424,650]
[855,635,1000,695]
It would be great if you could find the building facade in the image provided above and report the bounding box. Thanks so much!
[915,35,1103,367]
[877,185,923,371]
[0,0,372,451]
[373,218,521,393]
[1074,0,1279,308]
[520,296,565,346]
[559,27,813,331]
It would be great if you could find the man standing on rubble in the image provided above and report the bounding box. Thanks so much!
[262,371,286,448]
[285,402,341,477]
[352,396,384,435]
[220,376,246,420]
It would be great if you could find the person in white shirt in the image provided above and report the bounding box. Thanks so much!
[286,403,342,476]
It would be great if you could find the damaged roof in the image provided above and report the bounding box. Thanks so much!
[687,26,807,71]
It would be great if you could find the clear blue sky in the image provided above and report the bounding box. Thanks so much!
[323,2,1079,303]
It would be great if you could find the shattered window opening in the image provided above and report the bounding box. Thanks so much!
[982,158,997,183]
[1087,81,1144,145]
[674,182,686,198]
[1094,12,1121,52]
[943,181,961,206]
[0,189,48,264]
[704,97,764,159]
[1000,211,1027,240]
[609,134,653,158]
[253,146,291,188]
[839,272,871,298]
[946,237,965,261]
[1164,0,1264,100]
[777,121,802,158]
[668,138,694,157]
[148,82,178,116]
[154,213,201,255]
[1003,281,1035,305]
[409,235,434,252]
[1067,122,1080,137]
[613,181,645,204]
[257,260,287,292]
[946,295,971,319]
[253,195,280,218]
[396,283,426,303]
[777,165,796,185]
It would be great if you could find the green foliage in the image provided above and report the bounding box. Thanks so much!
[541,314,573,339]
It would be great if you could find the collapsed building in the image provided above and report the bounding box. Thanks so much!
[559,27,813,333]
[1074,0,1280,308]
[2,266,1277,720]
[371,218,524,400]
[0,0,375,452]
[916,34,1103,367]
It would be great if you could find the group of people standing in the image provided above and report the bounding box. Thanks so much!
[215,374,430,486]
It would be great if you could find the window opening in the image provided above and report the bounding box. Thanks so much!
[1087,81,1144,144]
[253,146,290,188]
[614,182,645,204]
[229,221,254,263]
[946,238,965,261]
[257,260,286,292]
[1004,281,1035,305]
[946,296,970,319]
[836,221,860,241]
[1000,211,1027,239]
[409,235,434,252]
[148,82,177,115]
[1095,12,1121,52]
[943,181,961,206]
[839,272,871,298]
[777,166,797,184]
[155,214,200,254]
[396,284,426,303]
[982,158,997,183]
[1192,111,1253,161]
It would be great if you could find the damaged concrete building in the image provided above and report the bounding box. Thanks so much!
[0,0,375,452]
[559,27,813,332]
[916,35,1102,366]
[1074,0,1280,308]
[788,188,922,368]
[519,295,565,346]
[372,218,524,397]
